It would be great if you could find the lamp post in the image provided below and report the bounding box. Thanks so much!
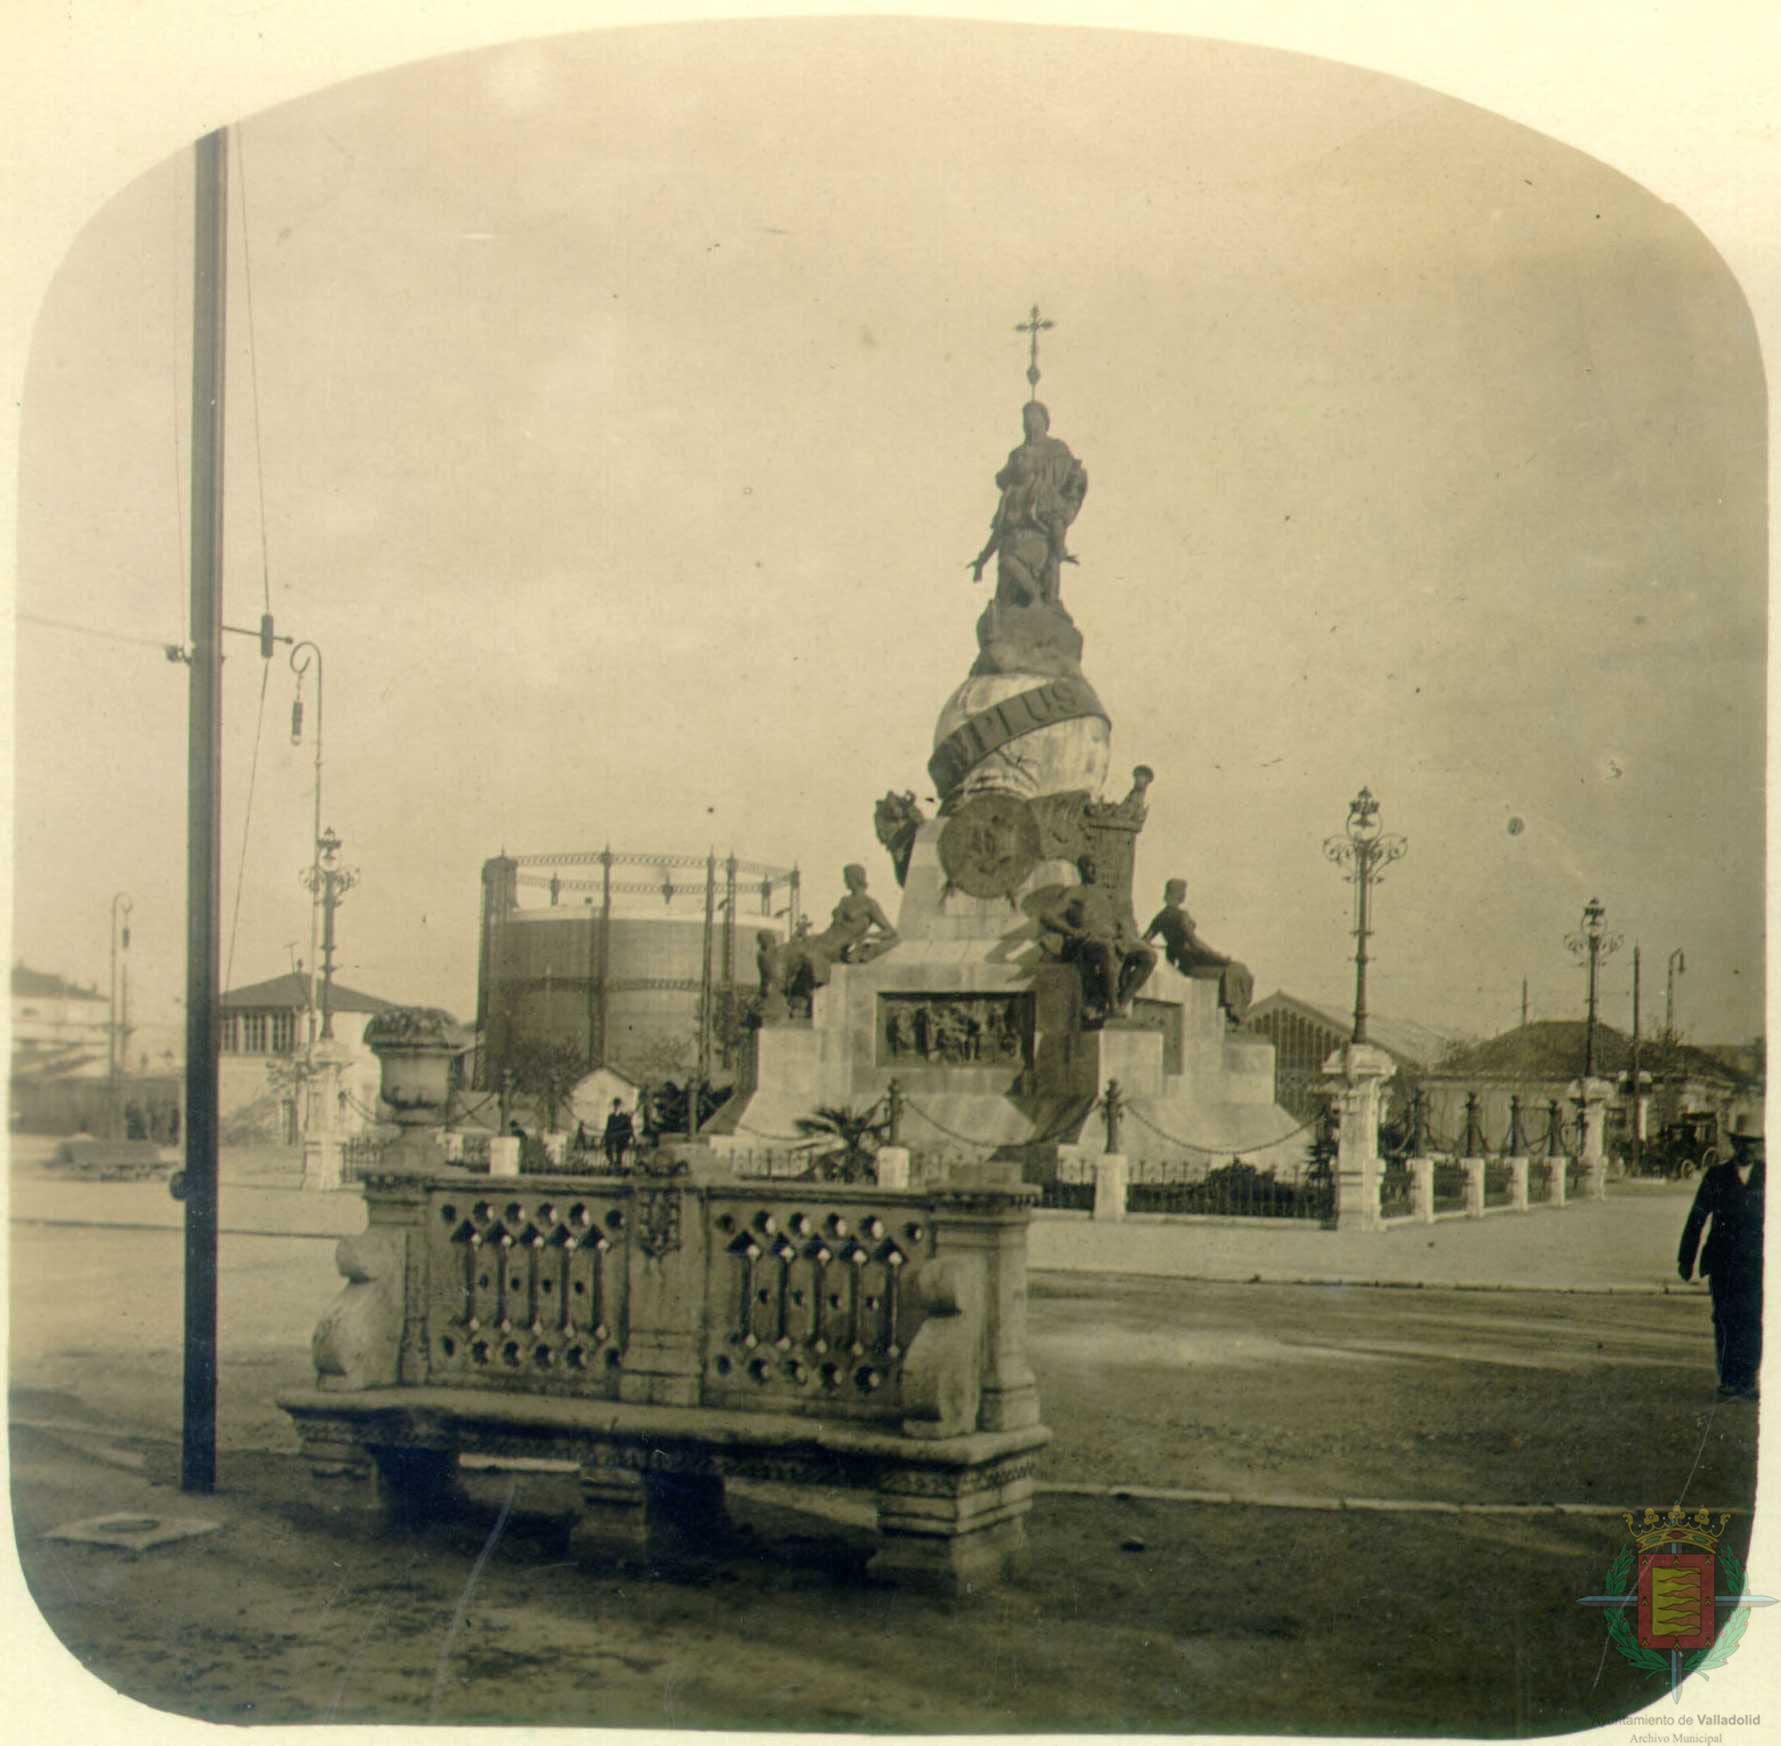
[1665,947,1686,1040]
[289,641,325,1056]
[1565,897,1623,1079]
[109,891,133,1081]
[300,828,359,1041]
[1323,787,1408,1046]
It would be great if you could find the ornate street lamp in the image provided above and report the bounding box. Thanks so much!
[1323,787,1407,1045]
[1565,896,1623,1078]
[300,827,359,1041]
[289,641,325,1055]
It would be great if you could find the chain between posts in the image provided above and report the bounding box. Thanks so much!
[1121,1101,1323,1158]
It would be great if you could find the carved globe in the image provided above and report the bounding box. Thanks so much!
[932,673,1111,804]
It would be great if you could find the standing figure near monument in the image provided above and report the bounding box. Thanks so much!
[1677,1111,1764,1400]
[1143,879,1255,1026]
[1038,855,1155,1024]
[602,1098,635,1171]
[758,865,899,1019]
[967,401,1088,610]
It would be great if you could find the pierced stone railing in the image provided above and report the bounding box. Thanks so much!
[279,1122,1048,1593]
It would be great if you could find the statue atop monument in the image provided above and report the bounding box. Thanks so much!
[966,306,1088,612]
[968,400,1089,609]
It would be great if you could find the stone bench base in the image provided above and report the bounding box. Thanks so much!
[278,1388,1049,1595]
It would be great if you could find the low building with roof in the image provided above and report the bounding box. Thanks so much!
[1418,1020,1758,1160]
[1245,990,1464,1122]
[219,971,398,1144]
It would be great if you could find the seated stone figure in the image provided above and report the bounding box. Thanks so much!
[1037,855,1156,1024]
[758,864,899,1020]
[1142,878,1253,1026]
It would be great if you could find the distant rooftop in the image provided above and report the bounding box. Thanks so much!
[1433,1020,1755,1087]
[1248,991,1465,1070]
[221,971,397,1015]
[11,963,105,1003]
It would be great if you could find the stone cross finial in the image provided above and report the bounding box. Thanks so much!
[1015,303,1055,397]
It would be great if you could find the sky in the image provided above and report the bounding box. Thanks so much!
[7,14,1769,1064]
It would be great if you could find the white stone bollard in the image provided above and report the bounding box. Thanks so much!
[488,1136,522,1178]
[875,1146,911,1190]
[1549,1151,1568,1207]
[1462,1158,1486,1218]
[1510,1157,1530,1212]
[1092,1154,1128,1222]
[1412,1157,1436,1224]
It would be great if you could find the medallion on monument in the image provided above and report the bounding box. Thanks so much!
[937,793,1042,899]
[880,994,1033,1069]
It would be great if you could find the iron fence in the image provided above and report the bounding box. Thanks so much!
[1431,1161,1468,1214]
[1527,1160,1553,1205]
[1566,1157,1587,1196]
[1483,1161,1514,1209]
[1124,1157,1333,1223]
[340,1133,396,1182]
[1379,1164,1415,1220]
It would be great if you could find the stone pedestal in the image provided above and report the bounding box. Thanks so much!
[488,1136,521,1177]
[1548,1152,1569,1207]
[1570,1078,1612,1201]
[302,1136,343,1193]
[1462,1157,1486,1218]
[1323,1043,1396,1232]
[1092,1154,1128,1221]
[1509,1156,1530,1211]
[300,1039,353,1192]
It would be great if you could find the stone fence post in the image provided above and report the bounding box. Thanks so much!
[1093,1155,1128,1222]
[1462,1157,1486,1218]
[1323,1043,1395,1232]
[1411,1156,1435,1224]
[1510,1156,1530,1212]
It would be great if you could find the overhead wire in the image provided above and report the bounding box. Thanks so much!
[14,610,182,652]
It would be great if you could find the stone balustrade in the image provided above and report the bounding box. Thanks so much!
[278,1118,1048,1593]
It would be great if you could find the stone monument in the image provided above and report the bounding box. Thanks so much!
[710,308,1295,1176]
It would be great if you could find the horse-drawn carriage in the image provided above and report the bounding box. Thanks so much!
[1619,1110,1719,1180]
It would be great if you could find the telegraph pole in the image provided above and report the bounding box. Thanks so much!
[183,127,227,1495]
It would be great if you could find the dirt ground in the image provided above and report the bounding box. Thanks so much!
[7,1220,1763,1735]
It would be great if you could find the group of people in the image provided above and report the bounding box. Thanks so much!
[507,1098,640,1172]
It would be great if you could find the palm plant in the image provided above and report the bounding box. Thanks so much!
[794,1102,888,1182]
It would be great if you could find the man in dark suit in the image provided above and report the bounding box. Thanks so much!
[1678,1111,1764,1400]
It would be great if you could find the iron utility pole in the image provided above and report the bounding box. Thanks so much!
[109,892,133,1080]
[1629,944,1643,1176]
[1323,787,1408,1046]
[183,127,228,1496]
[1565,897,1623,1080]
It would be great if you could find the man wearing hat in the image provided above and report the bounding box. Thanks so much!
[1677,1108,1765,1400]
